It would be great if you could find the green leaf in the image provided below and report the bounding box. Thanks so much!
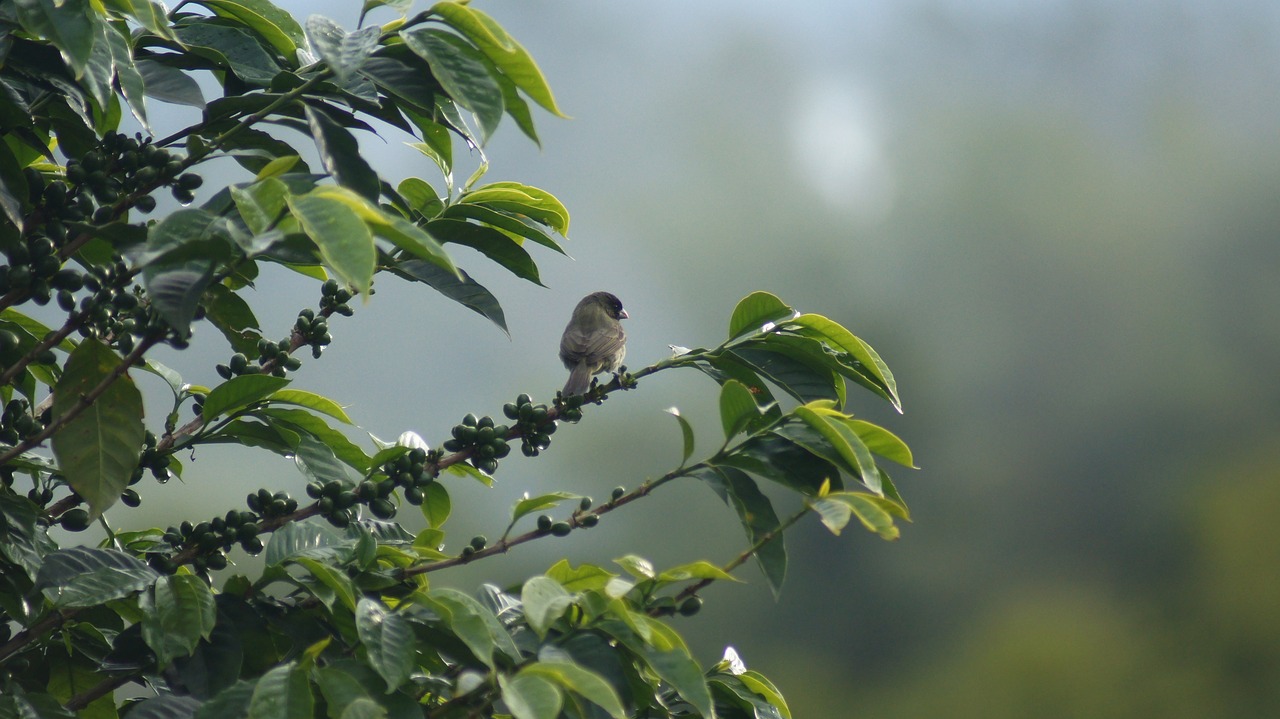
[695,466,787,598]
[308,183,456,274]
[846,418,916,468]
[731,338,844,405]
[0,141,27,230]
[194,0,306,57]
[203,283,262,355]
[739,670,792,719]
[812,492,900,540]
[202,374,291,421]
[643,648,713,719]
[305,16,380,83]
[248,662,313,719]
[14,0,95,81]
[728,291,795,340]
[264,520,348,566]
[142,574,217,666]
[256,407,369,472]
[291,431,355,486]
[136,59,207,108]
[397,177,444,218]
[719,430,841,496]
[103,0,177,40]
[511,491,580,524]
[460,182,570,236]
[420,482,451,528]
[792,404,881,493]
[657,561,741,584]
[519,662,626,719]
[665,407,695,465]
[396,259,508,335]
[443,203,566,254]
[314,667,382,719]
[0,492,58,575]
[194,681,257,719]
[431,2,567,117]
[35,547,158,608]
[614,555,655,581]
[303,104,382,201]
[521,576,573,638]
[719,379,761,440]
[290,556,358,611]
[400,28,504,143]
[427,218,542,284]
[267,389,352,424]
[287,189,375,295]
[232,178,289,235]
[174,21,283,86]
[355,598,415,691]
[416,588,516,668]
[785,313,901,411]
[50,339,145,520]
[139,208,235,335]
[500,673,562,719]
[106,24,151,134]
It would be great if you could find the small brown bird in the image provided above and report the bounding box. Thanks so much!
[559,291,628,396]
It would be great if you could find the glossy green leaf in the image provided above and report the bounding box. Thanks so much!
[847,418,916,468]
[290,556,358,611]
[695,466,787,598]
[35,547,158,608]
[136,59,206,107]
[201,374,291,421]
[355,598,415,691]
[305,16,380,83]
[361,0,412,19]
[461,182,570,236]
[522,576,573,638]
[732,336,845,405]
[443,203,567,254]
[793,405,881,493]
[418,482,451,528]
[287,189,375,295]
[719,379,761,440]
[500,673,562,719]
[427,218,542,284]
[545,560,617,593]
[718,430,841,495]
[103,0,177,40]
[614,555,655,581]
[174,22,283,86]
[740,670,792,719]
[303,104,381,201]
[291,431,355,487]
[401,28,504,143]
[255,407,369,471]
[786,313,900,411]
[264,520,348,566]
[106,24,151,133]
[728,291,795,340]
[142,574,217,666]
[202,283,262,354]
[0,493,57,575]
[417,588,515,667]
[14,0,95,80]
[0,143,27,230]
[194,0,306,57]
[812,491,900,540]
[248,661,313,719]
[643,648,713,719]
[521,661,626,719]
[140,208,235,335]
[397,177,444,218]
[511,491,579,524]
[232,178,289,235]
[50,339,145,520]
[363,56,442,115]
[266,389,353,424]
[432,2,566,117]
[665,407,695,465]
[395,259,508,335]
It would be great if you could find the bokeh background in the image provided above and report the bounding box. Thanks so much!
[112,0,1280,716]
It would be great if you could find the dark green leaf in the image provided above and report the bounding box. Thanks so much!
[136,59,206,108]
[291,431,354,486]
[643,648,713,719]
[193,681,256,719]
[400,28,503,143]
[201,374,291,420]
[665,407,695,465]
[695,466,786,598]
[123,695,204,719]
[719,379,761,440]
[303,104,381,201]
[35,547,159,608]
[730,340,843,405]
[427,218,543,285]
[51,339,145,519]
[419,587,520,667]
[202,283,262,355]
[14,0,95,80]
[396,259,507,334]
[520,661,626,719]
[106,23,150,133]
[728,291,795,340]
[220,131,307,175]
[174,21,283,86]
[355,598,415,690]
[255,407,369,472]
[719,430,841,495]
[305,16,380,83]
[138,208,236,335]
[287,188,375,294]
[247,662,313,719]
[103,0,178,42]
[397,177,443,218]
[193,0,305,57]
[0,139,28,229]
[264,520,348,567]
[0,492,58,575]
[141,574,217,666]
[360,55,440,114]
[313,667,379,719]
[500,673,562,719]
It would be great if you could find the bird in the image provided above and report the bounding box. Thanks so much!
[559,291,628,396]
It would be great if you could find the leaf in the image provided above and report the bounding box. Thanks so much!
[511,491,580,524]
[665,407,695,465]
[256,407,369,472]
[194,0,306,57]
[719,379,761,440]
[303,105,382,201]
[643,648,713,719]
[500,673,562,719]
[14,0,95,80]
[420,482,451,528]
[50,339,145,519]
[431,2,566,117]
[203,283,262,355]
[248,662,314,719]
[416,588,518,668]
[397,177,443,218]
[613,555,655,581]
[519,662,625,719]
[141,574,217,666]
[396,259,507,334]
[292,432,355,486]
[105,24,151,134]
[232,178,289,235]
[460,182,570,237]
[35,547,158,608]
[695,466,787,598]
[657,561,741,584]
[739,671,792,719]
[305,184,456,275]
[427,218,542,285]
[728,291,796,340]
[201,374,291,421]
[267,389,352,424]
[124,696,205,719]
[847,419,915,468]
[264,520,348,566]
[355,598,415,691]
[786,313,901,411]
[400,28,504,143]
[0,140,29,230]
[521,576,573,639]
[0,492,58,575]
[719,430,841,496]
[305,16,380,83]
[134,59,206,108]
[811,492,900,540]
[443,203,566,254]
[792,405,881,493]
[287,188,375,295]
[174,21,283,86]
[139,208,235,335]
[103,0,178,41]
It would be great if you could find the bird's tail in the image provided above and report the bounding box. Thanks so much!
[563,362,593,396]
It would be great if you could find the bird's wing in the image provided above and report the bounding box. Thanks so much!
[560,324,626,365]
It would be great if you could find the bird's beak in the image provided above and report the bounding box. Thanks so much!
[619,309,629,319]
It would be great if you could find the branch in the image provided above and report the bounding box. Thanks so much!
[670,506,810,606]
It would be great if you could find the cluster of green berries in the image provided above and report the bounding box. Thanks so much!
[0,328,56,371]
[553,392,586,423]
[0,233,76,306]
[304,480,360,527]
[131,431,173,486]
[247,488,299,519]
[501,393,558,457]
[648,595,703,618]
[0,398,45,445]
[442,413,511,474]
[64,131,200,210]
[376,447,435,505]
[458,534,488,559]
[294,308,333,359]
[319,279,354,317]
[216,339,303,380]
[59,259,189,351]
[156,510,263,573]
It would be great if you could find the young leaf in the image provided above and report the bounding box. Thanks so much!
[811,492,900,540]
[792,404,881,493]
[718,379,760,440]
[847,418,916,468]
[460,182,570,237]
[200,374,291,421]
[665,407,695,465]
[728,291,795,340]
[656,561,741,584]
[51,339,145,520]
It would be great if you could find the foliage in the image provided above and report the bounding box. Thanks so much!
[0,1,915,717]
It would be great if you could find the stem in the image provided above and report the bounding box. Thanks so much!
[671,506,811,604]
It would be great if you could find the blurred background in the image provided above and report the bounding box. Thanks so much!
[115,0,1280,715]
